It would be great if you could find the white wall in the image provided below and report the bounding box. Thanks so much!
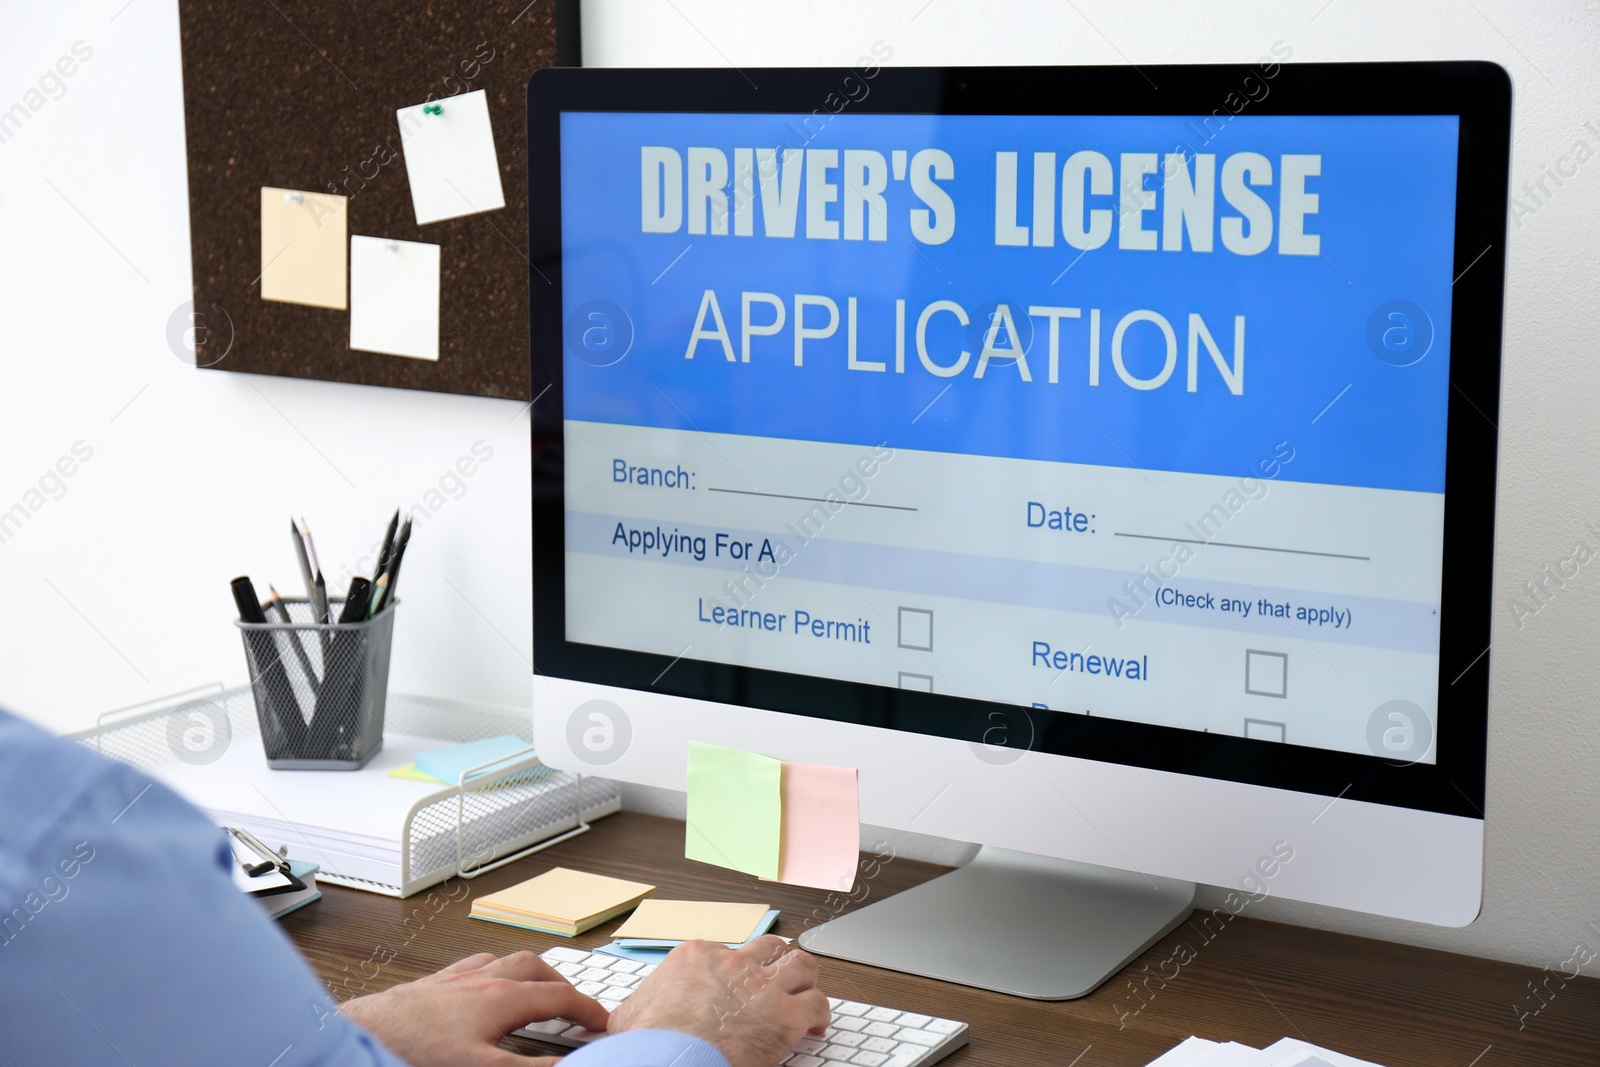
[2,0,1596,975]
[0,1,536,724]
[580,0,1600,971]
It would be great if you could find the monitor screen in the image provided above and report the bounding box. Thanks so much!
[556,109,1457,764]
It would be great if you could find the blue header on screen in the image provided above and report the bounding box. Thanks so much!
[558,111,1459,494]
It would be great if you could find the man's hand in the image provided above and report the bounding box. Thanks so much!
[607,935,830,1067]
[341,950,609,1067]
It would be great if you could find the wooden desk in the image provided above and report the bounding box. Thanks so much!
[282,813,1600,1065]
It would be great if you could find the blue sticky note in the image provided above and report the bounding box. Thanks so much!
[592,943,672,965]
[414,735,529,784]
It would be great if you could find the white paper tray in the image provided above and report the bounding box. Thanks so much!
[71,685,620,897]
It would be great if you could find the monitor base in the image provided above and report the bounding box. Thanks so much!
[798,845,1196,1000]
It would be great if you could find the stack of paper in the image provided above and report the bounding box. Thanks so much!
[1147,1036,1389,1067]
[146,730,575,890]
[470,867,655,937]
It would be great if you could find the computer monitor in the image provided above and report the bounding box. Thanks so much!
[526,62,1510,999]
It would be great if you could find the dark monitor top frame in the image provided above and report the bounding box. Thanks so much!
[527,62,1512,819]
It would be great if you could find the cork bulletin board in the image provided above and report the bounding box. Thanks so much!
[177,0,580,400]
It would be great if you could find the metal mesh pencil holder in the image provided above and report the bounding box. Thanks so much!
[235,596,396,770]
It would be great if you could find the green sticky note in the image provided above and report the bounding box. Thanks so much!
[685,740,782,879]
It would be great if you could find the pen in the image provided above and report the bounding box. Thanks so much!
[309,577,377,761]
[299,518,330,626]
[340,577,373,624]
[373,508,399,585]
[371,514,410,615]
[291,518,319,622]
[386,515,411,598]
[231,576,305,756]
[268,583,321,690]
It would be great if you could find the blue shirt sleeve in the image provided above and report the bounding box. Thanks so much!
[0,710,409,1067]
[561,1030,730,1067]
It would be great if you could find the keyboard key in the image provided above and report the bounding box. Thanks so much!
[542,947,591,964]
[581,954,614,968]
[579,967,613,982]
[925,1019,962,1035]
[603,972,640,987]
[822,1048,856,1062]
[638,964,658,977]
[864,1022,900,1038]
[787,1057,825,1067]
[866,1007,902,1023]
[517,1018,572,1036]
[893,1028,942,1047]
[885,1054,924,1067]
[833,1016,868,1032]
[827,997,842,1008]
[554,961,584,977]
[895,1013,932,1029]
[862,1037,898,1053]
[576,981,606,997]
[608,959,644,974]
[830,1032,865,1048]
[835,1002,870,1017]
[797,1038,826,1054]
[605,986,635,1002]
[851,1053,889,1067]
[562,1026,605,1043]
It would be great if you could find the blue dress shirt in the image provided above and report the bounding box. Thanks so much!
[0,709,726,1067]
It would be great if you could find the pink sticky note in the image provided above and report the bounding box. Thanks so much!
[777,762,860,891]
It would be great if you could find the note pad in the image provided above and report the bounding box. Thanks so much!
[470,867,654,937]
[259,187,347,309]
[685,741,782,878]
[397,89,506,225]
[611,900,772,944]
[349,236,441,361]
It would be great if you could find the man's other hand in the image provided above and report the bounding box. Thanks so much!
[341,950,610,1067]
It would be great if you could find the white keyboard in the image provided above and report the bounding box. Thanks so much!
[516,946,970,1067]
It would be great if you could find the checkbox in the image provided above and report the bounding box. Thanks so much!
[1245,649,1288,698]
[898,607,934,651]
[1244,718,1287,743]
[898,672,934,692]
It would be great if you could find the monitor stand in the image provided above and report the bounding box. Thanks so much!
[798,846,1196,1000]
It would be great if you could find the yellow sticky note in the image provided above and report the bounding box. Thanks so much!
[386,761,445,783]
[260,186,347,309]
[474,867,654,924]
[612,899,771,943]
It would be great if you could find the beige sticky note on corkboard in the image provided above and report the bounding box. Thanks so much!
[260,187,347,309]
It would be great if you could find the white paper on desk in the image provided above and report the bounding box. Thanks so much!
[349,236,441,361]
[1181,1043,1275,1067]
[1144,1037,1225,1066]
[1261,1039,1389,1067]
[397,89,506,224]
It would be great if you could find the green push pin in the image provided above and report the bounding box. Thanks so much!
[423,102,442,116]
